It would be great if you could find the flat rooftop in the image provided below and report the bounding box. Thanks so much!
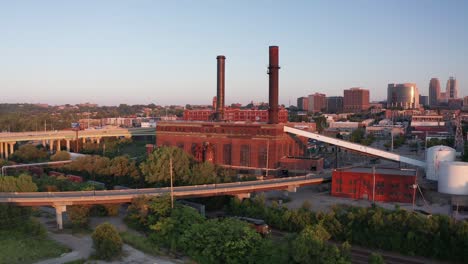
[335,167,417,176]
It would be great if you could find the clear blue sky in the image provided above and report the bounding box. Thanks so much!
[0,0,467,106]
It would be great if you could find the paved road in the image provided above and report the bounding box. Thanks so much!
[0,176,329,206]
[35,216,180,264]
[0,127,155,142]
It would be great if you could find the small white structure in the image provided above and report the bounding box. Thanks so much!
[425,145,456,181]
[438,161,468,195]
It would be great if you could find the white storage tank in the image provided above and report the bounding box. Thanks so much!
[438,161,468,195]
[425,145,456,181]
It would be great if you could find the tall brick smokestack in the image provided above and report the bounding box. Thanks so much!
[216,55,225,121]
[268,46,280,124]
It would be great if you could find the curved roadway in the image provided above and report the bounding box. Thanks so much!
[0,175,329,206]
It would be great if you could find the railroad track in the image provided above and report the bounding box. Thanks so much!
[350,247,428,264]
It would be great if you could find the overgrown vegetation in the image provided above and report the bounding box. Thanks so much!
[227,196,468,262]
[11,144,49,163]
[0,175,69,264]
[349,128,375,146]
[124,195,351,264]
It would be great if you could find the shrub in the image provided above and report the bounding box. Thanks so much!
[369,252,385,264]
[67,205,90,228]
[50,151,71,161]
[92,222,123,260]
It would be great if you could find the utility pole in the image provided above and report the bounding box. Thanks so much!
[265,140,270,178]
[391,132,394,151]
[412,172,417,211]
[170,156,174,209]
[372,166,376,204]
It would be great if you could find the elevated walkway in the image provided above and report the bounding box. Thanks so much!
[284,126,426,168]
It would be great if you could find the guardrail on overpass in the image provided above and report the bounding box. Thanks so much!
[0,175,329,229]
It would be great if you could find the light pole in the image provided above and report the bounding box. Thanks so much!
[170,156,174,209]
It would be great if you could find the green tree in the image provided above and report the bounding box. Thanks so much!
[191,161,218,184]
[68,205,90,227]
[291,225,350,264]
[0,174,37,230]
[110,156,140,179]
[50,151,71,161]
[313,116,327,133]
[149,205,205,251]
[368,253,385,264]
[0,174,37,192]
[140,147,191,184]
[11,144,48,163]
[181,218,264,264]
[92,222,123,260]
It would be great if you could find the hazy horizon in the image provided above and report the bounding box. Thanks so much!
[1,1,467,106]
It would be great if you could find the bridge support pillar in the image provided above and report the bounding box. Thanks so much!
[42,140,46,148]
[0,142,3,159]
[234,193,251,200]
[287,185,297,193]
[9,142,15,155]
[57,140,61,151]
[66,140,70,151]
[96,137,101,144]
[4,142,9,159]
[49,140,54,152]
[82,137,86,144]
[53,204,67,230]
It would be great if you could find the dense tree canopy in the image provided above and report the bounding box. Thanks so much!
[140,147,191,184]
[11,144,49,163]
[0,174,38,192]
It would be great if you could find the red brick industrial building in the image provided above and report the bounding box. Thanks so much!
[157,122,322,172]
[331,167,417,203]
[155,46,323,175]
[183,107,288,123]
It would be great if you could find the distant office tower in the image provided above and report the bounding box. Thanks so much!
[439,92,447,104]
[446,77,458,99]
[419,95,429,106]
[343,87,370,112]
[326,96,343,113]
[463,96,468,111]
[387,83,420,109]
[429,78,440,107]
[297,97,309,111]
[308,93,327,113]
[448,98,463,110]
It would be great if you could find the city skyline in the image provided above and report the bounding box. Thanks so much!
[1,1,467,105]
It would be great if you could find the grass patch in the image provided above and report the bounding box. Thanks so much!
[0,230,70,264]
[120,231,161,256]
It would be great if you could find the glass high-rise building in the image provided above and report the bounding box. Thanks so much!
[429,78,440,107]
[446,77,458,99]
[387,83,420,109]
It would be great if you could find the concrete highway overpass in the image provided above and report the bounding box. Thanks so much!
[0,175,329,229]
[0,127,155,159]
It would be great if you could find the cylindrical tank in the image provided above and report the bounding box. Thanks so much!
[425,145,456,181]
[438,161,468,195]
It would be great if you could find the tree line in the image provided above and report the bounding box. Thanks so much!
[228,195,468,263]
[125,195,351,264]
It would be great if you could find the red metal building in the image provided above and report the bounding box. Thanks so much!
[331,167,417,203]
